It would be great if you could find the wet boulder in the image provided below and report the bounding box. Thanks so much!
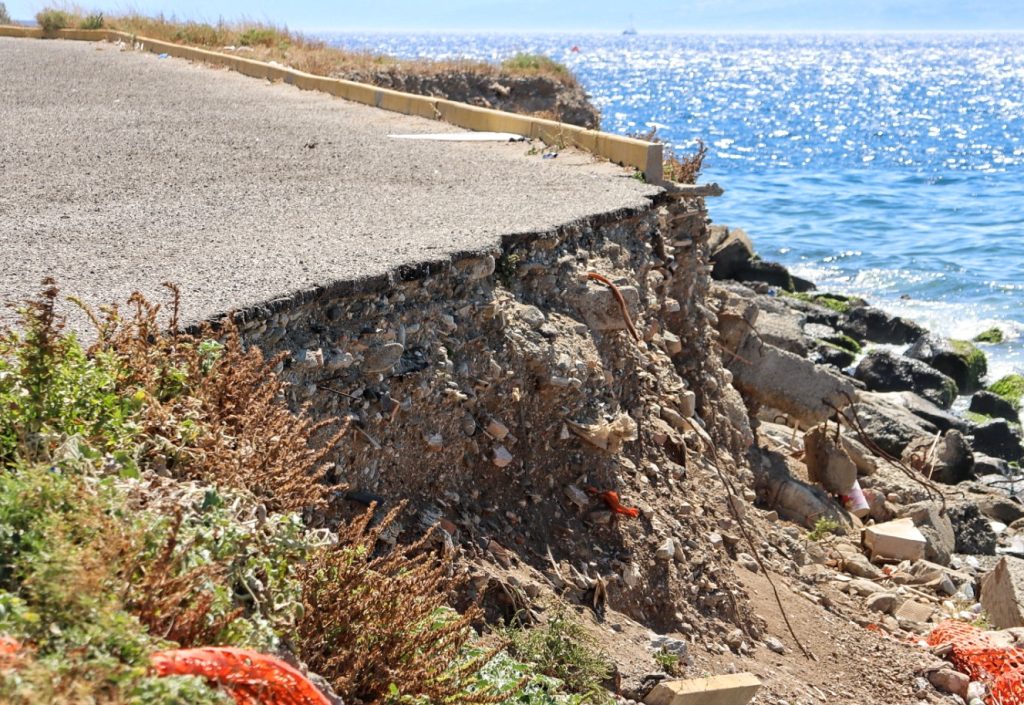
[840,306,925,345]
[906,334,987,393]
[947,503,997,555]
[970,419,1024,463]
[970,390,1020,423]
[842,391,940,457]
[900,430,973,485]
[854,349,958,409]
[709,226,755,280]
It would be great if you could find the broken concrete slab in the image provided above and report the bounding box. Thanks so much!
[899,501,955,566]
[894,599,935,624]
[804,423,858,495]
[727,336,858,428]
[863,517,926,562]
[981,557,1024,629]
[643,673,762,705]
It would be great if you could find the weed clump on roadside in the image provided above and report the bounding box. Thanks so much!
[501,608,613,705]
[35,7,71,31]
[78,12,104,29]
[501,53,573,79]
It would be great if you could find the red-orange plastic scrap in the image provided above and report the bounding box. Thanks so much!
[928,620,1024,705]
[0,636,22,670]
[586,487,640,518]
[151,647,331,705]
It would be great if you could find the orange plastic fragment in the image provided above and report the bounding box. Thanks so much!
[0,636,22,670]
[928,620,1024,705]
[151,647,331,705]
[587,487,640,518]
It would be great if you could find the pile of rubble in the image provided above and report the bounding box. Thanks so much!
[706,224,1024,702]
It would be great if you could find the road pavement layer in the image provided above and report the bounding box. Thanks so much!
[0,37,660,328]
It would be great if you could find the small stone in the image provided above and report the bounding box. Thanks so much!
[492,446,514,468]
[294,347,324,370]
[589,510,613,526]
[564,485,590,510]
[865,592,901,615]
[679,390,697,418]
[486,418,510,440]
[764,636,785,654]
[736,552,759,572]
[928,668,969,698]
[724,628,745,651]
[520,306,546,328]
[362,342,405,373]
[425,433,444,451]
[663,331,683,355]
[656,538,676,562]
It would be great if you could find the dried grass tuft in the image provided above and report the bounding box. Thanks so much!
[84,284,344,512]
[298,503,511,705]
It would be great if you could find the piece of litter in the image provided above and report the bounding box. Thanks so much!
[158,53,169,59]
[542,152,558,159]
[389,132,526,142]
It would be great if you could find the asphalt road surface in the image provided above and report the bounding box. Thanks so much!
[0,37,659,329]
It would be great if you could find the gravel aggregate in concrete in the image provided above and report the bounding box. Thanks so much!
[0,37,660,330]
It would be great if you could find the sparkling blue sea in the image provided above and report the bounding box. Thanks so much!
[326,32,1024,378]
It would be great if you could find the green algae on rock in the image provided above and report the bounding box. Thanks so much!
[989,374,1024,411]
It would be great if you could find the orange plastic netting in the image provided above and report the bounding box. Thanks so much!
[150,647,332,705]
[929,620,1024,705]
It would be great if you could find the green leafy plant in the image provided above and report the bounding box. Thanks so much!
[653,648,684,676]
[238,26,285,48]
[500,608,613,705]
[79,12,104,29]
[807,517,841,542]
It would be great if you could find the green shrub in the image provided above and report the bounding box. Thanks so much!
[501,608,613,704]
[238,26,285,47]
[502,52,572,77]
[79,12,104,29]
[35,8,72,31]
[974,327,1005,344]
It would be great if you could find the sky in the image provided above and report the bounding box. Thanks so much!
[6,0,1024,32]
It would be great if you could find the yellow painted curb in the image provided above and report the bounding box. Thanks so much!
[0,25,664,182]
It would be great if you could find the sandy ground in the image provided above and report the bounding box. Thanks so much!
[0,37,659,329]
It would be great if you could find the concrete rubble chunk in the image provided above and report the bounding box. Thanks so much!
[928,668,969,698]
[571,281,641,332]
[865,592,901,615]
[981,557,1024,629]
[725,334,858,429]
[804,423,858,495]
[492,445,514,468]
[643,673,762,705]
[894,599,935,624]
[863,517,926,562]
[568,413,638,453]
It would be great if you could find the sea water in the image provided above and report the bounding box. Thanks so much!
[326,32,1024,379]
